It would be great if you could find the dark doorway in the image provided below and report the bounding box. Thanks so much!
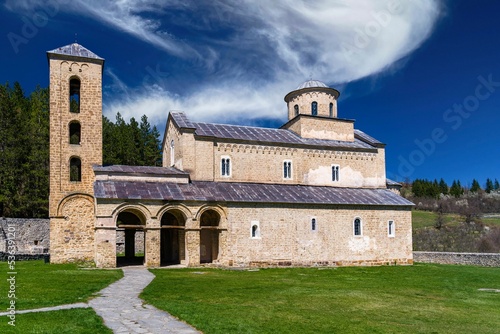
[116,211,145,266]
[160,211,185,266]
[200,210,220,264]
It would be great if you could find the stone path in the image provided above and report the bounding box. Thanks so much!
[89,267,200,333]
[1,267,200,333]
[0,303,89,316]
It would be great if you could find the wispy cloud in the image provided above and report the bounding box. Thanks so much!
[6,0,443,127]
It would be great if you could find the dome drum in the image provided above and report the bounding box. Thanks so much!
[285,80,340,120]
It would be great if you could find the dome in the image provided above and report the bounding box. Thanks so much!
[296,79,328,90]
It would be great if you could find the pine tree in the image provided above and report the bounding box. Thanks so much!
[450,180,464,198]
[139,115,162,166]
[470,179,481,193]
[485,178,494,193]
[494,179,499,190]
[438,178,448,195]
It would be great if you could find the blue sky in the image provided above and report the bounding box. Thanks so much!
[1,0,499,187]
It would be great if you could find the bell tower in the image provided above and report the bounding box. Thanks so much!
[47,43,104,263]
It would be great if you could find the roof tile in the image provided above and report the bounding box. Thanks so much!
[94,180,414,206]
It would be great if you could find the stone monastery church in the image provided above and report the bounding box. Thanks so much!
[48,43,414,268]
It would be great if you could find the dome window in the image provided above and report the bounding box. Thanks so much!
[311,101,318,116]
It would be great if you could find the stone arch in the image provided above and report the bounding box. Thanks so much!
[57,193,95,218]
[56,194,95,262]
[156,204,192,225]
[158,205,191,266]
[113,204,150,266]
[112,203,151,224]
[196,205,227,264]
[195,205,227,228]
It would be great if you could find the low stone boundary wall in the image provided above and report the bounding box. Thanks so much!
[414,251,500,267]
[0,218,50,254]
[0,252,49,262]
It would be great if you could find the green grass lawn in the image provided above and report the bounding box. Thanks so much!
[143,264,500,334]
[0,260,122,310]
[0,308,112,334]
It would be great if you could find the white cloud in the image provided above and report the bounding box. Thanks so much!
[6,0,443,127]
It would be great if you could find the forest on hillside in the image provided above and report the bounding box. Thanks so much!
[401,179,500,253]
[0,82,161,218]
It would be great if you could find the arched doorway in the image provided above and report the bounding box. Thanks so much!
[116,210,145,266]
[200,210,220,264]
[160,210,186,266]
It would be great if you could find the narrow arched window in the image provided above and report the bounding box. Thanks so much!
[70,157,81,182]
[311,218,316,231]
[294,104,299,116]
[69,122,81,145]
[329,103,333,117]
[354,218,362,236]
[311,101,318,116]
[170,140,175,166]
[332,165,340,182]
[283,160,292,179]
[388,220,395,237]
[69,78,81,113]
[250,221,260,239]
[221,156,231,177]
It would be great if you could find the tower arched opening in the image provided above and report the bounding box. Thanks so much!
[69,78,81,113]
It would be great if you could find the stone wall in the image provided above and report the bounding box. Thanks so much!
[0,218,50,254]
[224,204,412,267]
[413,251,500,267]
[94,198,413,268]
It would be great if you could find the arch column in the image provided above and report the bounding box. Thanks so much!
[186,218,200,266]
[145,217,160,267]
[95,216,116,268]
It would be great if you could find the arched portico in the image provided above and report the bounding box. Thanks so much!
[116,209,146,266]
[160,209,187,266]
[199,209,221,264]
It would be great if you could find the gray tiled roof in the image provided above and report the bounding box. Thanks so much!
[296,80,328,89]
[170,112,195,129]
[93,165,188,176]
[47,43,104,60]
[386,179,402,187]
[170,113,379,150]
[94,180,414,206]
[354,129,384,147]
